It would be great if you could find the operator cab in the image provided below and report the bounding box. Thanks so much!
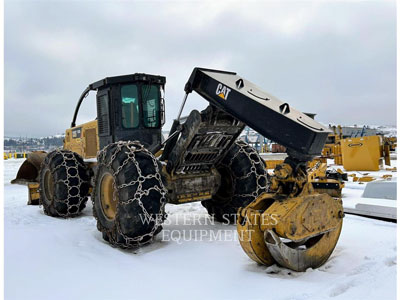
[71,73,166,151]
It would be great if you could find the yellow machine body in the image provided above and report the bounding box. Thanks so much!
[162,166,220,204]
[321,126,343,165]
[265,160,345,197]
[11,151,48,205]
[11,120,99,204]
[341,135,387,171]
[307,162,345,197]
[333,144,342,165]
[11,69,349,273]
[384,136,397,151]
[322,143,336,158]
[237,162,344,272]
[264,159,284,170]
[27,183,40,205]
[64,120,99,159]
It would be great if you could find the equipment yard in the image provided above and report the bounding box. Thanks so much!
[4,159,396,300]
[4,1,396,299]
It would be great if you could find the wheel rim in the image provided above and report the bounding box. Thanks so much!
[43,169,54,202]
[100,173,117,221]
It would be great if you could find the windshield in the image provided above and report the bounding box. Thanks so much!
[142,84,160,128]
[121,84,139,128]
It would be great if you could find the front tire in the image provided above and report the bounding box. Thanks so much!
[202,140,268,223]
[92,141,167,248]
[39,149,90,217]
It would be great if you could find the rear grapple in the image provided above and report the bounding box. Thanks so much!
[237,188,344,272]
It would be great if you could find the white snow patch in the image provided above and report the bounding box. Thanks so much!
[4,159,397,300]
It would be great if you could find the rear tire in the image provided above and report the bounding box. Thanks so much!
[39,149,90,217]
[92,141,167,248]
[202,140,268,223]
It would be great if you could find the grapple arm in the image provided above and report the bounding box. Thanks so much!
[185,68,330,161]
[183,68,344,272]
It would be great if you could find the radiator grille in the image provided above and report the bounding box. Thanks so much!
[85,128,98,157]
[97,95,110,135]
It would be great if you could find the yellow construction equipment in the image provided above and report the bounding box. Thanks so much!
[237,160,344,271]
[27,183,40,205]
[321,125,343,165]
[11,151,47,204]
[307,162,346,197]
[265,159,346,197]
[341,135,390,171]
[384,136,397,151]
[352,176,375,183]
[264,159,284,170]
[12,68,344,272]
[64,120,99,158]
[321,124,393,171]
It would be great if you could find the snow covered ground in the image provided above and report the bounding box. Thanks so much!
[4,159,397,300]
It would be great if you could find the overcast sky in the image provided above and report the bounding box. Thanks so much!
[5,0,396,137]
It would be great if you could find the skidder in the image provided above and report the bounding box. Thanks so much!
[12,67,343,272]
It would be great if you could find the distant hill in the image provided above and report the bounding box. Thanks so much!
[4,124,396,154]
[4,135,65,152]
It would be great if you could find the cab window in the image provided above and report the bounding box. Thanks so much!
[142,84,160,128]
[121,84,139,128]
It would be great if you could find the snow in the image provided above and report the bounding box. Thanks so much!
[4,159,397,300]
[344,188,396,209]
[334,159,397,220]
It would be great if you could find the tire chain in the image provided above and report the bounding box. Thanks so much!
[220,140,269,201]
[40,149,89,218]
[93,141,167,248]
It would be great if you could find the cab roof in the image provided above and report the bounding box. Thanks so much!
[90,73,166,90]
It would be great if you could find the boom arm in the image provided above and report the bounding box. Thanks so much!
[184,68,330,161]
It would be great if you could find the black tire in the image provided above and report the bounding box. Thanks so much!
[39,149,90,217]
[202,140,269,223]
[92,141,167,248]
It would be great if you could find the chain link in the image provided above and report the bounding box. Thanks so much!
[40,149,89,218]
[93,141,167,248]
[220,140,269,201]
[94,140,266,247]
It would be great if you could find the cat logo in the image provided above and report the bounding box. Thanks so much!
[216,83,231,100]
